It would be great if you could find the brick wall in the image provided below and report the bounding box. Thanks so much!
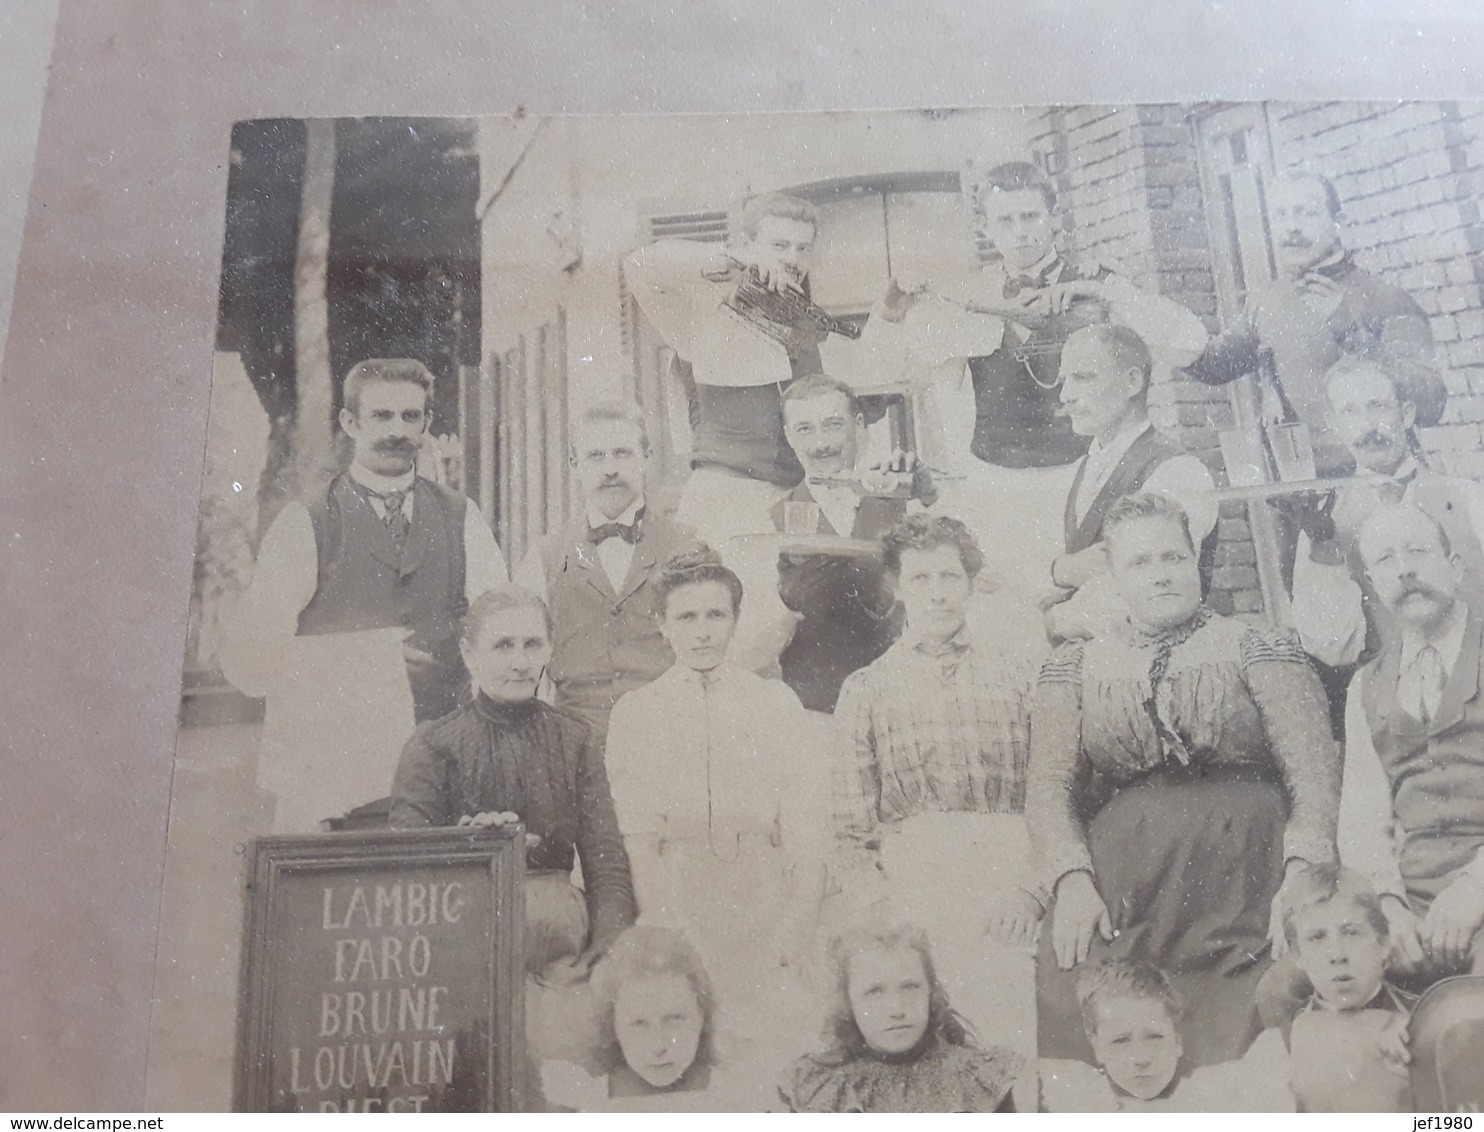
[1027,101,1484,615]
[1268,102,1484,478]
[1028,105,1260,616]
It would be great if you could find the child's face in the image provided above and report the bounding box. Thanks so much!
[1291,896,1388,1011]
[846,946,932,1056]
[1089,997,1182,1101]
[613,974,705,1089]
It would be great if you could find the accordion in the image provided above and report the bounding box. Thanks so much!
[723,270,862,346]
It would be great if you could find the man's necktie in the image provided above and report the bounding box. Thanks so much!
[372,488,410,539]
[1416,644,1446,725]
[588,511,643,545]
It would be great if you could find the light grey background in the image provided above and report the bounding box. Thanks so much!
[7,0,1484,1110]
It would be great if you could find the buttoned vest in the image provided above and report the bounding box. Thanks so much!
[967,257,1107,468]
[1362,616,1484,904]
[300,473,468,721]
[539,510,696,731]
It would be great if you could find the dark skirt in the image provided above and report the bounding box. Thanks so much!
[1037,765,1288,1068]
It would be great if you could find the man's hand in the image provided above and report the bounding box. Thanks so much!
[1270,860,1327,959]
[989,889,1045,949]
[1267,490,1337,543]
[1051,871,1114,970]
[1041,278,1107,317]
[1420,874,1484,969]
[1299,272,1348,322]
[1380,894,1427,970]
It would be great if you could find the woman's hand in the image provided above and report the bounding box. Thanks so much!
[458,810,542,851]
[458,810,520,828]
[1052,870,1113,969]
[988,889,1045,949]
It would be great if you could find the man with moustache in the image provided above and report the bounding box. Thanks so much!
[1187,170,1439,589]
[515,401,699,736]
[770,373,933,712]
[624,192,858,546]
[871,161,1206,648]
[1289,353,1472,674]
[1044,324,1217,641]
[224,357,507,832]
[1337,504,1484,982]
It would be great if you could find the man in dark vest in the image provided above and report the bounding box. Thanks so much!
[223,358,507,832]
[872,160,1207,652]
[769,373,930,712]
[515,401,699,736]
[1043,324,1216,642]
[1338,504,1484,983]
[623,192,858,549]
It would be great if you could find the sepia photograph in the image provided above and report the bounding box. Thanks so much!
[148,103,1484,1112]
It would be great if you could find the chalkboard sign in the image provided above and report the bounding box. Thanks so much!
[234,827,525,1112]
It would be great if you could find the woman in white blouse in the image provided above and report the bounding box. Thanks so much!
[605,546,828,1042]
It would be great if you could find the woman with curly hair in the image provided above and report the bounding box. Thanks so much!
[777,914,1023,1112]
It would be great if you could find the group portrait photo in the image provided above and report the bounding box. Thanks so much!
[150,102,1484,1112]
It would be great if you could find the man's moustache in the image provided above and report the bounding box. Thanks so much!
[1397,579,1447,602]
[1357,430,1389,448]
[375,438,418,453]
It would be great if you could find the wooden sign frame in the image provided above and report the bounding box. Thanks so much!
[233,826,525,1112]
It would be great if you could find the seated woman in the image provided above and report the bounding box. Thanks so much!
[541,924,770,1111]
[1027,492,1341,1069]
[604,547,827,1035]
[389,584,636,985]
[778,914,1022,1112]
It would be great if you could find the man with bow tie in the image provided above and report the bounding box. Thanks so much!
[223,358,507,832]
[515,401,700,736]
[1333,504,1484,983]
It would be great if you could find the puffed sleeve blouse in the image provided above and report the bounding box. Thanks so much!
[1025,608,1341,888]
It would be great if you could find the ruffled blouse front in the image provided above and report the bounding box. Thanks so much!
[778,1038,1021,1113]
[1027,609,1340,886]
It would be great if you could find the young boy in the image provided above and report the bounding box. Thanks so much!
[1284,865,1416,1113]
[1042,960,1293,1112]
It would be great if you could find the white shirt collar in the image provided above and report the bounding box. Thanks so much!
[586,497,644,530]
[1402,600,1470,675]
[1086,415,1152,466]
[348,461,416,495]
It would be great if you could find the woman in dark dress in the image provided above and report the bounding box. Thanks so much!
[390,584,636,980]
[1027,492,1341,1068]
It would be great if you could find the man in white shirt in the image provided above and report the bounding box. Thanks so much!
[1043,323,1217,641]
[1336,504,1484,982]
[515,402,699,736]
[223,358,507,832]
[623,192,857,546]
[866,160,1207,650]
